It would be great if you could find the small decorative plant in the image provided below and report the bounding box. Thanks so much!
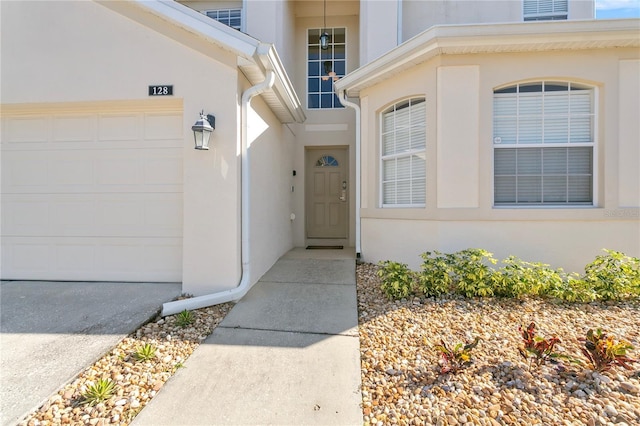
[434,337,480,374]
[176,309,195,327]
[81,378,116,406]
[580,328,637,372]
[134,343,157,362]
[518,322,575,368]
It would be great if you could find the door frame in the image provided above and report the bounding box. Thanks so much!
[304,145,350,243]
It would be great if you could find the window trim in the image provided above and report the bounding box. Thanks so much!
[379,97,427,208]
[492,80,599,208]
[306,27,347,110]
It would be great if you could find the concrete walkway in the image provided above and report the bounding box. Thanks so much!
[133,248,363,425]
[0,280,181,426]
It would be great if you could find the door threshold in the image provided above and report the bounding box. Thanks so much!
[306,245,344,250]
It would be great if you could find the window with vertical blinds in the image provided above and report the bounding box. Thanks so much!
[381,98,426,207]
[523,0,568,21]
[493,81,594,206]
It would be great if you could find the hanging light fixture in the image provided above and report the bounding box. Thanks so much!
[319,0,330,50]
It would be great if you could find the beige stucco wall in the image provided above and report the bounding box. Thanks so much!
[358,47,640,273]
[360,0,398,64]
[243,76,297,285]
[1,0,291,294]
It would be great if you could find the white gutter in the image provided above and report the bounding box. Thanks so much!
[162,70,276,316]
[337,90,362,259]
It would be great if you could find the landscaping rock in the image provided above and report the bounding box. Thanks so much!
[356,262,640,426]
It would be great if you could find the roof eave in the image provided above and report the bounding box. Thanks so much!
[98,0,304,124]
[335,18,640,97]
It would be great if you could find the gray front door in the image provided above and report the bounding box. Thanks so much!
[305,147,348,239]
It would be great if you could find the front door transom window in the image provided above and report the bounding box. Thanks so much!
[316,155,339,167]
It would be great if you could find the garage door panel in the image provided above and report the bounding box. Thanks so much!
[2,149,182,194]
[98,114,141,141]
[3,193,182,237]
[50,158,95,186]
[97,157,143,186]
[144,113,183,140]
[52,115,96,143]
[1,237,182,282]
[3,116,49,144]
[1,104,184,283]
[2,154,49,187]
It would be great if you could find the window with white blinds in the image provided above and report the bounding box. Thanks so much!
[523,0,568,21]
[205,9,242,30]
[381,98,426,207]
[493,82,594,206]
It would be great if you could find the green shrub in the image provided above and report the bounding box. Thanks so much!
[377,260,415,300]
[584,249,640,301]
[449,249,497,298]
[378,248,638,302]
[418,251,453,297]
[548,273,597,303]
[495,257,564,298]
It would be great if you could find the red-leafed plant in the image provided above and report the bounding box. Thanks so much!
[518,322,574,368]
[580,328,637,372]
[434,337,480,374]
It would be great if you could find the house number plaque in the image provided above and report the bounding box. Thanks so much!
[148,85,173,96]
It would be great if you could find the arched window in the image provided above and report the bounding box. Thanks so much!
[380,97,426,207]
[493,81,594,205]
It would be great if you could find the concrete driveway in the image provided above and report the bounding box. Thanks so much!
[0,280,181,426]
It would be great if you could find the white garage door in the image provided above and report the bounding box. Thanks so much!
[1,101,184,282]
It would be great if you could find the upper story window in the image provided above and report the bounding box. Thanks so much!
[493,81,594,206]
[307,28,346,109]
[523,0,568,21]
[205,8,242,30]
[381,98,426,207]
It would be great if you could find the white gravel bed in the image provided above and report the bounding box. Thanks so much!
[356,263,640,426]
[19,301,232,426]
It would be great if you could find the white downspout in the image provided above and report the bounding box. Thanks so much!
[162,70,276,316]
[337,89,362,259]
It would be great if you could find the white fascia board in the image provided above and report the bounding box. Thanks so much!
[126,0,259,59]
[335,18,640,96]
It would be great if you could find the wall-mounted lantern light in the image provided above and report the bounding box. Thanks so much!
[192,111,215,150]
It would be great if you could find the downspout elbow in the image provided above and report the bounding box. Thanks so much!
[161,70,276,317]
